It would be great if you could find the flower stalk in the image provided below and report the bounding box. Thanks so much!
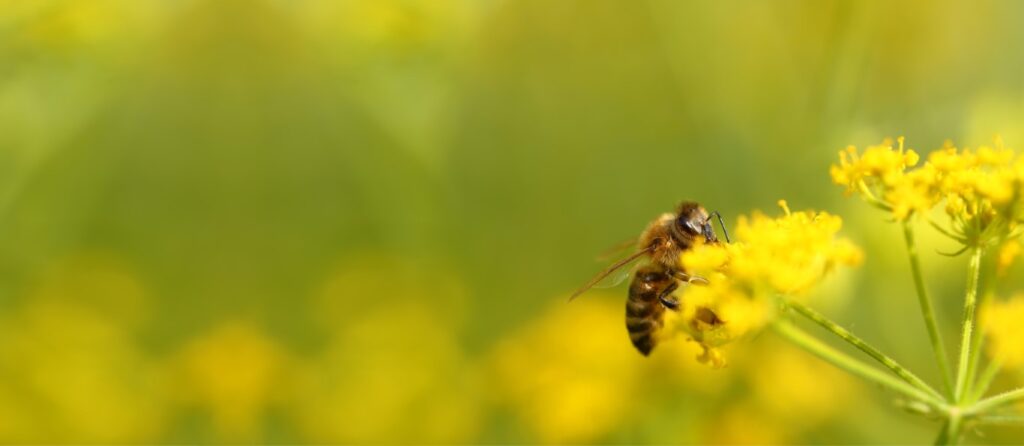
[771,320,947,410]
[785,299,943,401]
[903,221,955,399]
[953,247,983,403]
[965,387,1024,417]
[969,359,1002,402]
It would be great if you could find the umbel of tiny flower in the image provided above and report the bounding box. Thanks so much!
[831,137,1024,248]
[664,201,863,368]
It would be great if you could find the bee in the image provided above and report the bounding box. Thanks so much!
[570,201,728,355]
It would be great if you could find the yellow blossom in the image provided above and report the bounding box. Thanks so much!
[670,201,862,367]
[980,295,1024,368]
[833,137,1024,243]
[290,259,480,444]
[830,137,919,193]
[997,239,1022,276]
[0,256,168,443]
[175,322,288,442]
[490,297,643,443]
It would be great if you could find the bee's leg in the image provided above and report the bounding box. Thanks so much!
[671,270,709,286]
[658,281,680,310]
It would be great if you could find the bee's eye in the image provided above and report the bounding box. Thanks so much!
[678,216,702,235]
[703,222,718,242]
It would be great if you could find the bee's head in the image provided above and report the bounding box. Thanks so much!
[673,201,718,244]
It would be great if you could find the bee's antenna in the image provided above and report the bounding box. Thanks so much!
[709,211,731,243]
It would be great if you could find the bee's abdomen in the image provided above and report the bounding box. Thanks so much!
[626,265,674,356]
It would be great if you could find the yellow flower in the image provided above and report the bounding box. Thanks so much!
[833,137,1024,244]
[885,164,942,220]
[292,303,480,443]
[670,201,862,367]
[0,298,169,443]
[175,322,288,442]
[290,258,480,444]
[997,239,1022,276]
[0,256,167,443]
[830,137,919,193]
[980,295,1024,368]
[490,297,643,443]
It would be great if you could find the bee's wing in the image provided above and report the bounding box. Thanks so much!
[590,261,637,290]
[595,237,639,262]
[569,246,652,301]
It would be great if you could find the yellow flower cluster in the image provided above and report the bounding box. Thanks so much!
[830,137,920,200]
[980,294,1024,368]
[668,201,863,367]
[831,137,1024,244]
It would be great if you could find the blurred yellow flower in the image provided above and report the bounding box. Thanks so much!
[997,238,1022,276]
[490,297,644,443]
[290,258,479,443]
[672,201,862,366]
[702,339,861,444]
[175,322,288,441]
[980,295,1024,368]
[291,303,480,443]
[2,0,175,49]
[704,403,788,445]
[0,256,167,443]
[745,339,859,428]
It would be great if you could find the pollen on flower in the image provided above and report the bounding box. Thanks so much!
[669,202,862,367]
[777,200,791,215]
[980,295,1024,368]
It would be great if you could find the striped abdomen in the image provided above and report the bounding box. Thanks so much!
[626,264,678,356]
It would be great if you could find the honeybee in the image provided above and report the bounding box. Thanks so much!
[570,202,728,355]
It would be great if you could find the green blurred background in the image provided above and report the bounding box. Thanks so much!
[1,0,1023,443]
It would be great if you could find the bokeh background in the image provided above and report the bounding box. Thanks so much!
[1,0,1023,443]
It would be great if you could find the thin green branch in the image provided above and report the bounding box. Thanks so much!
[903,221,954,399]
[954,247,984,403]
[786,299,944,402]
[771,320,947,410]
[963,331,987,403]
[969,359,1002,403]
[942,414,964,445]
[934,420,951,445]
[973,413,1024,426]
[857,181,894,212]
[965,387,1024,417]
[963,290,996,404]
[930,219,967,243]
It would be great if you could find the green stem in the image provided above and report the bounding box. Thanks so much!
[943,413,964,445]
[963,289,995,403]
[934,420,951,445]
[787,299,944,401]
[771,320,947,409]
[963,332,986,403]
[903,221,955,399]
[969,359,1002,403]
[954,247,984,403]
[973,413,1024,426]
[930,219,968,244]
[965,387,1024,417]
[858,181,894,212]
